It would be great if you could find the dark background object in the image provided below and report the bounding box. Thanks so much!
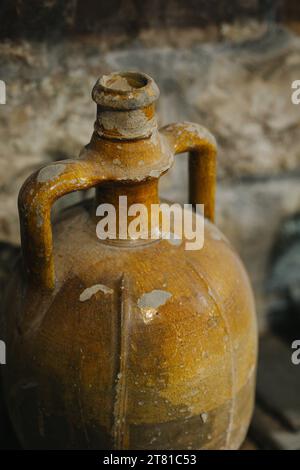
[0,0,284,40]
[0,243,20,449]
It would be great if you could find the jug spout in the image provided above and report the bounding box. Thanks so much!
[92,71,160,140]
[82,71,173,183]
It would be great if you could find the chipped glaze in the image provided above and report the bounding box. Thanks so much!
[37,164,66,183]
[79,284,113,302]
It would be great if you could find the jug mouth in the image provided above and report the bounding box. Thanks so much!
[100,71,149,92]
[92,71,160,110]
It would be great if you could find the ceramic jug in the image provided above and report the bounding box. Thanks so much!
[1,71,257,450]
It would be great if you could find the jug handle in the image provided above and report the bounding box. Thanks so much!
[18,159,109,290]
[160,122,217,222]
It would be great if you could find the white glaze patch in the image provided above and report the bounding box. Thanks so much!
[79,284,113,302]
[138,289,172,323]
[37,164,66,183]
[138,289,172,310]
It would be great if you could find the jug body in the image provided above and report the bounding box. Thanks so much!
[1,72,257,450]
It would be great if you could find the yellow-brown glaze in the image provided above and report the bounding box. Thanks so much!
[1,71,257,450]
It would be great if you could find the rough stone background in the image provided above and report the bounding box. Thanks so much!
[0,1,300,331]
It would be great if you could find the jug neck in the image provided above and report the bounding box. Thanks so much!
[94,179,160,243]
[95,104,157,141]
[89,72,170,243]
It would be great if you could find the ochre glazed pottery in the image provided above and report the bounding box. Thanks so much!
[1,72,257,449]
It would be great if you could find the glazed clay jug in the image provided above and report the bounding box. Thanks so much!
[2,72,257,450]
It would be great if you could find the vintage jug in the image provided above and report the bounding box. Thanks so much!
[1,72,257,450]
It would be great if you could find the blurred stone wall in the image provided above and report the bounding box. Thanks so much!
[0,0,300,330]
[0,0,282,38]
